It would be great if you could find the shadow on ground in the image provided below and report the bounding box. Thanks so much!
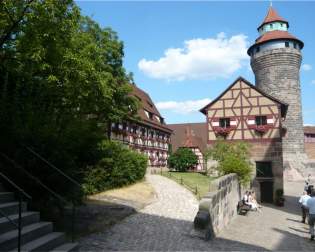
[79,211,269,251]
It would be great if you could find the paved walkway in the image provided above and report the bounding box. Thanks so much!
[79,175,315,251]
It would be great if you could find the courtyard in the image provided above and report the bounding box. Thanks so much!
[79,175,314,251]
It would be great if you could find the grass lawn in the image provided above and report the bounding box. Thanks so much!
[161,171,216,199]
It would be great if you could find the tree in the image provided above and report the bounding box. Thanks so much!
[0,0,139,203]
[206,141,253,185]
[168,148,198,172]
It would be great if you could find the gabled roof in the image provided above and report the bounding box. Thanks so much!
[168,123,207,152]
[130,84,172,133]
[199,76,288,117]
[258,6,288,30]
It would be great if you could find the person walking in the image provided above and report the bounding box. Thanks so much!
[299,191,311,223]
[306,190,315,241]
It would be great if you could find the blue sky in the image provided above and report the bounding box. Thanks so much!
[76,1,315,125]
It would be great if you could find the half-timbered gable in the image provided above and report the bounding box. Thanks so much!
[200,77,288,143]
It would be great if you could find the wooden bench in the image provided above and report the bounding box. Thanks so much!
[237,200,251,215]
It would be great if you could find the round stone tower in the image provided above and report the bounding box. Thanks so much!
[248,6,306,174]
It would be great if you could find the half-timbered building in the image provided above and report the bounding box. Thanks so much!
[200,77,288,203]
[110,85,172,167]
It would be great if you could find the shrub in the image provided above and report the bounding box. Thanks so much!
[82,141,148,194]
[168,147,198,172]
[206,141,253,185]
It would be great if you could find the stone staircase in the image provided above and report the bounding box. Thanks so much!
[0,183,78,251]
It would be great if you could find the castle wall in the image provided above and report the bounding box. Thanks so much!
[251,48,305,157]
[249,140,284,202]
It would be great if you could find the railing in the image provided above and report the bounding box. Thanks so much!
[21,145,83,242]
[0,171,32,252]
[0,145,83,243]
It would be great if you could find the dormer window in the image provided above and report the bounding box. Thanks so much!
[219,118,230,128]
[255,116,267,126]
[144,110,149,118]
[148,112,153,120]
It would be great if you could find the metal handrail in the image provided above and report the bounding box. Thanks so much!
[0,153,68,204]
[0,171,31,200]
[0,170,31,252]
[22,145,82,189]
[0,208,18,228]
[0,151,77,244]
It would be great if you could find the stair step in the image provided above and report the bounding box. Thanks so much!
[0,192,15,203]
[10,232,65,252]
[0,211,40,233]
[50,242,78,252]
[0,201,27,216]
[0,222,52,250]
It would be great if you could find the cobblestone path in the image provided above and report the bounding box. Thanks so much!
[79,176,315,251]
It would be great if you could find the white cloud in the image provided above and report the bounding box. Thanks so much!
[302,64,312,71]
[156,98,211,114]
[138,32,249,81]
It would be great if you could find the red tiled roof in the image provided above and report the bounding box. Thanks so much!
[247,30,304,53]
[168,123,207,152]
[258,7,288,29]
[255,30,300,44]
[130,84,172,133]
[304,126,315,135]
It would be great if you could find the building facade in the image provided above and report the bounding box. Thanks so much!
[111,85,172,167]
[248,7,307,174]
[169,126,205,171]
[200,77,287,203]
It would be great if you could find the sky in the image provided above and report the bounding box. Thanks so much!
[76,1,315,125]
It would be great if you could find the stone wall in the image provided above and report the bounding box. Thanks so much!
[251,47,306,177]
[194,174,240,238]
[249,140,284,202]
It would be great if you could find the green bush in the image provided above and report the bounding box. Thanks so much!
[168,147,198,172]
[82,141,148,194]
[206,141,253,185]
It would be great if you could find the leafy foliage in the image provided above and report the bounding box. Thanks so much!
[168,148,198,172]
[0,1,140,204]
[206,141,253,185]
[83,141,148,195]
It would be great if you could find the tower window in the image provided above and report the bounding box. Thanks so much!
[255,116,267,126]
[285,42,290,48]
[270,24,273,29]
[293,43,297,49]
[219,118,230,128]
[256,46,260,53]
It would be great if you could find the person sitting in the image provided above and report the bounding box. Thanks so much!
[242,191,251,207]
[251,191,262,209]
[248,192,261,212]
